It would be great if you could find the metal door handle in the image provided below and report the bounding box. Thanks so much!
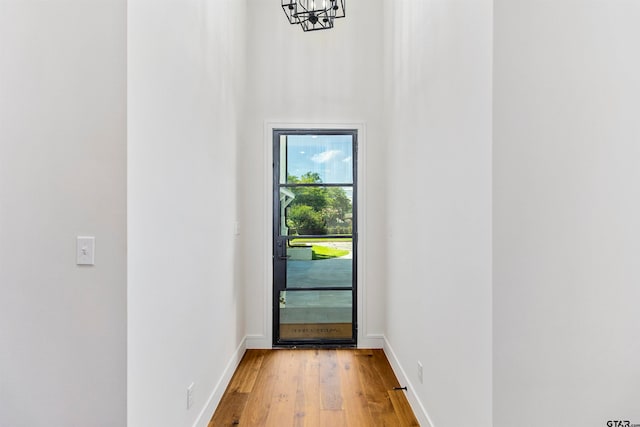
[277,239,290,260]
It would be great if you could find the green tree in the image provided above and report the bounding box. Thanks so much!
[286,172,352,235]
[291,173,328,212]
[318,189,350,232]
[287,205,326,235]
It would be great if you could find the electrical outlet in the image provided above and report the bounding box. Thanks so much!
[417,361,423,384]
[187,382,194,410]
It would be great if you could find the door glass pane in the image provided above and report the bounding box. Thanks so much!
[279,290,352,340]
[282,186,353,236]
[286,238,352,288]
[280,135,353,184]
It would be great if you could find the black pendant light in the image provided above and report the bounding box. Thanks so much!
[282,0,346,32]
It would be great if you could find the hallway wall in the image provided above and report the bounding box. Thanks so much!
[127,0,246,426]
[0,1,127,425]
[241,0,386,348]
[382,1,493,426]
[493,1,640,425]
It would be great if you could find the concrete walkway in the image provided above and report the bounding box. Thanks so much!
[287,257,352,288]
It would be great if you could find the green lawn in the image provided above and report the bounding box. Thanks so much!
[311,245,350,260]
[291,237,352,244]
[288,237,352,260]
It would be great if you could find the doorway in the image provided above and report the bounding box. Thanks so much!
[273,129,357,346]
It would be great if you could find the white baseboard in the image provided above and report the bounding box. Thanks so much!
[382,336,434,427]
[245,334,270,349]
[359,333,385,348]
[192,336,247,427]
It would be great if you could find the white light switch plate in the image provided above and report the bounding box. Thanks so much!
[76,236,95,265]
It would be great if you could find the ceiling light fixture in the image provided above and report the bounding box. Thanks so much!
[282,0,345,32]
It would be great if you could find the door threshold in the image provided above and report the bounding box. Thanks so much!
[273,344,357,349]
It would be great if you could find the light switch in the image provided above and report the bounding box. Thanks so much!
[76,236,95,265]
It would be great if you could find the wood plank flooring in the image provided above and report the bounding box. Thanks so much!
[208,349,420,427]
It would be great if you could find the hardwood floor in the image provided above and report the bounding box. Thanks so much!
[208,349,420,427]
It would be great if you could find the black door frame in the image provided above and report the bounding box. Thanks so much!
[272,128,358,347]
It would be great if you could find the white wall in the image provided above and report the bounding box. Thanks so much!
[383,1,493,426]
[242,0,386,348]
[493,1,640,426]
[127,0,246,426]
[0,0,127,425]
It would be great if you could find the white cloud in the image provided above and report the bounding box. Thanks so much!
[342,156,352,163]
[311,150,342,163]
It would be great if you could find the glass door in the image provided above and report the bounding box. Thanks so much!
[273,129,357,346]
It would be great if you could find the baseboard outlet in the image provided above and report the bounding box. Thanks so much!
[383,336,434,427]
[191,336,247,427]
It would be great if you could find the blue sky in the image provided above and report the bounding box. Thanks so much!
[286,135,353,184]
